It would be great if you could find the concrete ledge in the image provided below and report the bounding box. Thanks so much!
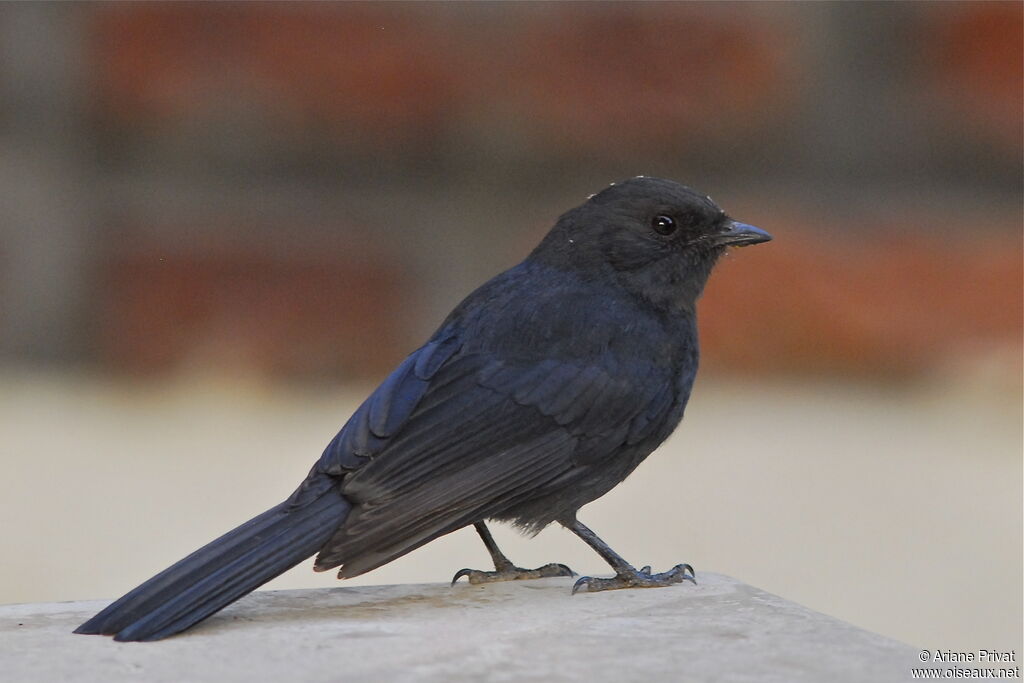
[2,573,918,682]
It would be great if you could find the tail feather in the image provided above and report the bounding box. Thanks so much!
[75,483,350,642]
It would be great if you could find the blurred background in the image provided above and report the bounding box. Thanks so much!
[0,2,1020,652]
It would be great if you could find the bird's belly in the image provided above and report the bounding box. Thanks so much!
[490,436,666,533]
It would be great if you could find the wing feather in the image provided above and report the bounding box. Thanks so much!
[312,333,675,577]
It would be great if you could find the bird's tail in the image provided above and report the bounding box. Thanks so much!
[74,476,350,642]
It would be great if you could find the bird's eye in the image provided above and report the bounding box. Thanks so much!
[652,214,676,236]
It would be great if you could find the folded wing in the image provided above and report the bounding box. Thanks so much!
[313,332,673,577]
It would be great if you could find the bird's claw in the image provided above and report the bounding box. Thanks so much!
[571,563,696,595]
[451,562,575,586]
[450,568,475,586]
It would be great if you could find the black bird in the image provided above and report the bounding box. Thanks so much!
[76,176,771,641]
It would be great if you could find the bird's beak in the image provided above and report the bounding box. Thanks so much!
[713,220,773,247]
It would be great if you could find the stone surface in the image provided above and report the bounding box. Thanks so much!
[1,573,921,682]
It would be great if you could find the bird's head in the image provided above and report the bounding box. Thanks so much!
[532,176,771,313]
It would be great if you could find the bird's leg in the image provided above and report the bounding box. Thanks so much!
[451,522,574,585]
[561,518,695,594]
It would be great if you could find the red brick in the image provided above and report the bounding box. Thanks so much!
[87,4,798,151]
[89,4,459,141]
[96,232,407,379]
[508,5,798,153]
[921,3,1024,150]
[700,217,1022,378]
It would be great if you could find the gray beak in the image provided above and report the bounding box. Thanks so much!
[714,220,773,247]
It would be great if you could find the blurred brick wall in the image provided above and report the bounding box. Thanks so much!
[88,4,798,159]
[70,3,1022,381]
[96,233,405,380]
[701,224,1022,378]
[924,2,1023,149]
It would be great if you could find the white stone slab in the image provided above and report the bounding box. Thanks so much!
[1,573,921,682]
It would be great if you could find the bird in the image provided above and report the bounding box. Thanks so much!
[75,176,771,641]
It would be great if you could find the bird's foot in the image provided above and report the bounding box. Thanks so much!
[451,562,575,586]
[571,563,696,595]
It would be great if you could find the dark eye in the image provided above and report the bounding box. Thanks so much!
[652,214,676,236]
